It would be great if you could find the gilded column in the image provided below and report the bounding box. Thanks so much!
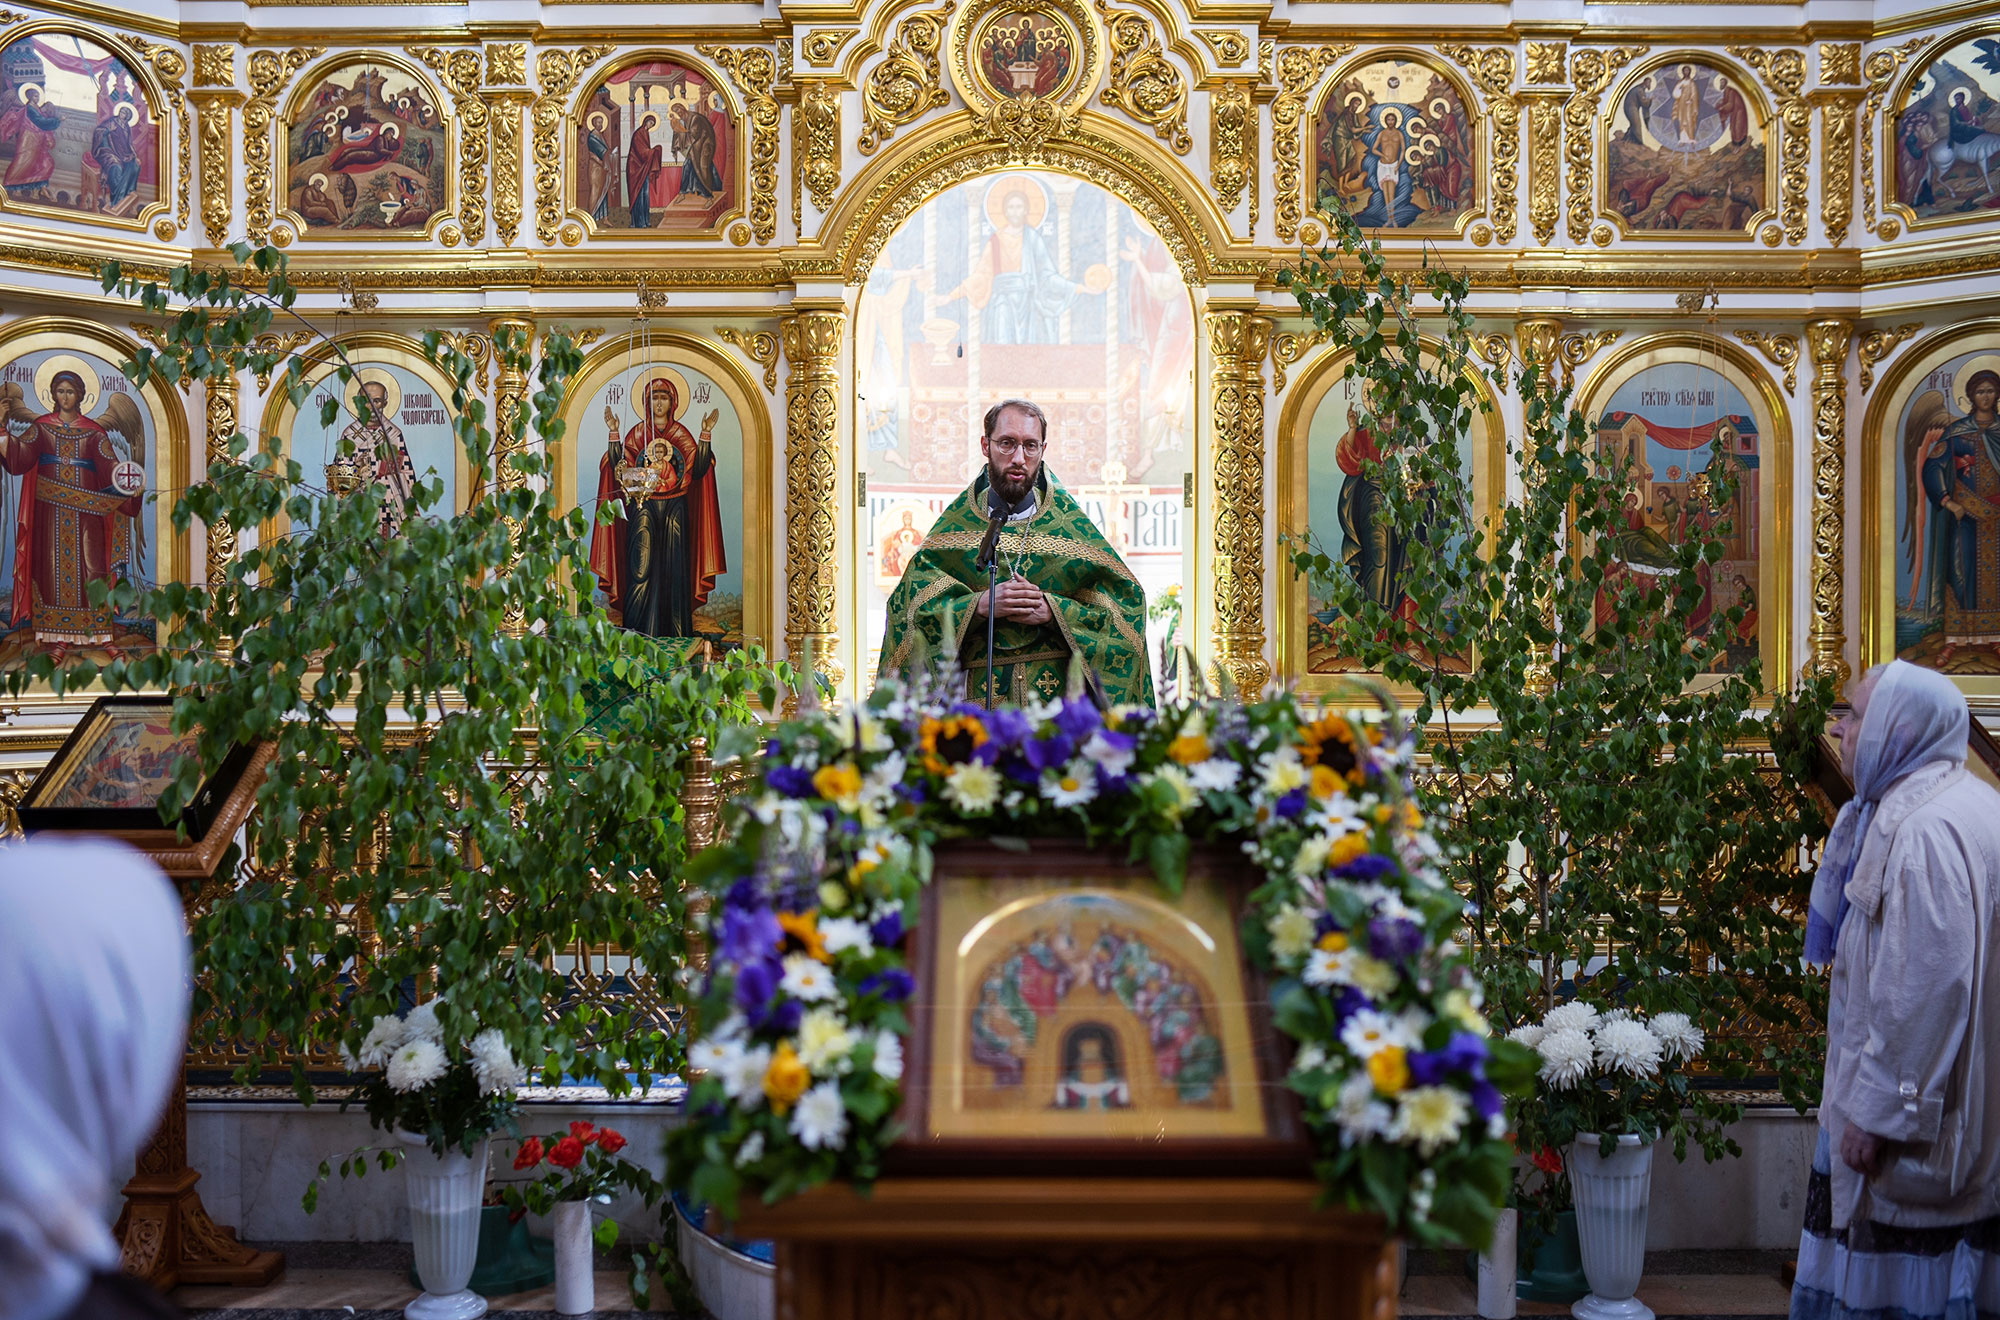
[1805,318,1853,685]
[489,315,535,636]
[204,371,240,662]
[1516,316,1562,696]
[1206,307,1273,694]
[782,307,845,683]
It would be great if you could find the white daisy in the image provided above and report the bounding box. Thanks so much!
[386,1038,448,1093]
[1340,1008,1419,1059]
[780,953,839,1002]
[1594,1018,1663,1078]
[1187,758,1242,792]
[469,1028,525,1096]
[818,916,875,959]
[1535,1027,1596,1090]
[790,1080,850,1151]
[1043,763,1099,808]
[1259,745,1309,795]
[1303,946,1353,988]
[1392,1086,1469,1156]
[872,1030,904,1082]
[943,761,1002,814]
[1647,1011,1704,1063]
[356,1014,408,1069]
[1542,1001,1601,1035]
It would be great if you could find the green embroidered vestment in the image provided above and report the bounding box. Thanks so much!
[876,470,1155,707]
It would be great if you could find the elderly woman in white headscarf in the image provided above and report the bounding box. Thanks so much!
[1792,660,2000,1320]
[0,838,190,1320]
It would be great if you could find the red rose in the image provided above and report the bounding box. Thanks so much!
[595,1128,627,1155]
[512,1137,544,1171]
[1532,1144,1564,1176]
[549,1136,586,1169]
[568,1120,597,1144]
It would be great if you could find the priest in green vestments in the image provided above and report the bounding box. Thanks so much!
[877,400,1155,708]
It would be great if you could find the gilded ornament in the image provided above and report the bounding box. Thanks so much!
[1207,309,1273,694]
[728,222,752,245]
[559,221,584,245]
[1564,46,1640,245]
[1760,224,1782,246]
[1526,42,1567,85]
[796,79,841,214]
[193,44,232,87]
[154,219,174,240]
[1268,328,1330,394]
[532,45,612,246]
[1209,80,1253,217]
[488,314,534,635]
[437,330,493,393]
[1475,331,1514,382]
[409,46,489,246]
[718,326,781,393]
[271,225,292,247]
[985,94,1079,161]
[858,5,952,156]
[205,373,240,662]
[1856,322,1921,394]
[1525,91,1563,245]
[242,47,321,246]
[1735,329,1801,393]
[127,36,192,234]
[486,43,526,87]
[251,330,313,392]
[1470,223,1492,246]
[1297,220,1322,246]
[1272,44,1350,243]
[1861,37,1929,238]
[1096,2,1191,155]
[189,59,240,248]
[1557,329,1618,390]
[781,310,845,683]
[802,29,858,68]
[1439,44,1520,245]
[338,272,378,313]
[701,45,781,244]
[1729,45,1809,245]
[1804,317,1851,684]
[1817,90,1859,247]
[487,91,530,246]
[1589,222,1611,246]
[1194,30,1249,69]
[1820,42,1860,86]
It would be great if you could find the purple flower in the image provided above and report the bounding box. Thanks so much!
[1002,757,1041,785]
[1334,854,1398,883]
[1470,1079,1505,1122]
[733,955,781,1018]
[1367,916,1426,963]
[724,876,763,910]
[1313,912,1345,939]
[763,738,784,760]
[896,781,927,804]
[1408,1032,1489,1086]
[1054,697,1100,741]
[1331,985,1370,1024]
[718,905,781,965]
[1274,788,1309,820]
[984,707,1033,749]
[869,908,905,948]
[1094,767,1134,796]
[766,764,814,797]
[760,998,802,1034]
[859,968,915,1002]
[1024,733,1075,771]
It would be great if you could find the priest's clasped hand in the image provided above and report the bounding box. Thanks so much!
[973,573,1053,624]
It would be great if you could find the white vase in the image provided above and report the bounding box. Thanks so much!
[1477,1206,1518,1319]
[1567,1134,1655,1320]
[552,1200,595,1316]
[396,1130,490,1320]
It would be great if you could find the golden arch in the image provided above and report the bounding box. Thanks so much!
[277,51,457,243]
[0,19,178,238]
[564,49,748,243]
[1311,47,1486,238]
[1598,52,1777,241]
[811,109,1252,284]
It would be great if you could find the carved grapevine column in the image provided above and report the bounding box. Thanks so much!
[1516,316,1562,697]
[783,309,845,682]
[1206,308,1273,694]
[1805,318,1853,684]
[204,372,240,663]
[490,315,534,636]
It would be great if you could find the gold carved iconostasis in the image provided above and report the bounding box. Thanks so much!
[7,0,2000,764]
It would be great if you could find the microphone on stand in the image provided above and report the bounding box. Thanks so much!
[975,504,1007,572]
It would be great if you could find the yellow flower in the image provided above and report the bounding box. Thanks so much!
[1329,831,1370,868]
[762,1041,811,1112]
[777,909,829,962]
[813,762,863,810]
[1349,953,1399,998]
[1368,1044,1410,1096]
[1442,987,1489,1036]
[1309,764,1343,800]
[1401,801,1425,830]
[1317,930,1350,953]
[818,880,850,912]
[1372,804,1396,826]
[1168,734,1210,765]
[1267,904,1316,961]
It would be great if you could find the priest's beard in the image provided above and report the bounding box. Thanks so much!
[988,458,1039,510]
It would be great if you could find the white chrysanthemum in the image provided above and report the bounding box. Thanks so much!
[386,1038,448,1093]
[1188,758,1241,792]
[1260,745,1308,795]
[357,1014,407,1069]
[1599,1007,1634,1027]
[1292,1043,1329,1073]
[1647,1011,1704,1063]
[1506,1023,1546,1050]
[403,1000,445,1043]
[1084,730,1136,776]
[1594,1017,1664,1078]
[797,1006,856,1075]
[1535,1027,1596,1090]
[943,761,1002,814]
[469,1028,525,1096]
[1266,904,1317,963]
[781,953,839,1002]
[717,1043,771,1110]
[790,1080,849,1151]
[1304,946,1353,988]
[872,1030,904,1082]
[1335,1074,1394,1146]
[819,916,875,958]
[1542,1001,1601,1035]
[1393,1086,1469,1156]
[1043,763,1099,808]
[734,1131,766,1167]
[1293,833,1334,877]
[1348,953,1399,999]
[1341,1008,1419,1059]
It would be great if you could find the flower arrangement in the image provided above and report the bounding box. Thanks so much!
[504,1121,663,1248]
[669,682,1535,1247]
[1507,1000,1707,1159]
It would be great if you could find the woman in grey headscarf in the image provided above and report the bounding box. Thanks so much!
[0,838,190,1320]
[1792,660,2000,1320]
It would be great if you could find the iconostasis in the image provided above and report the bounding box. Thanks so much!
[0,0,1996,730]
